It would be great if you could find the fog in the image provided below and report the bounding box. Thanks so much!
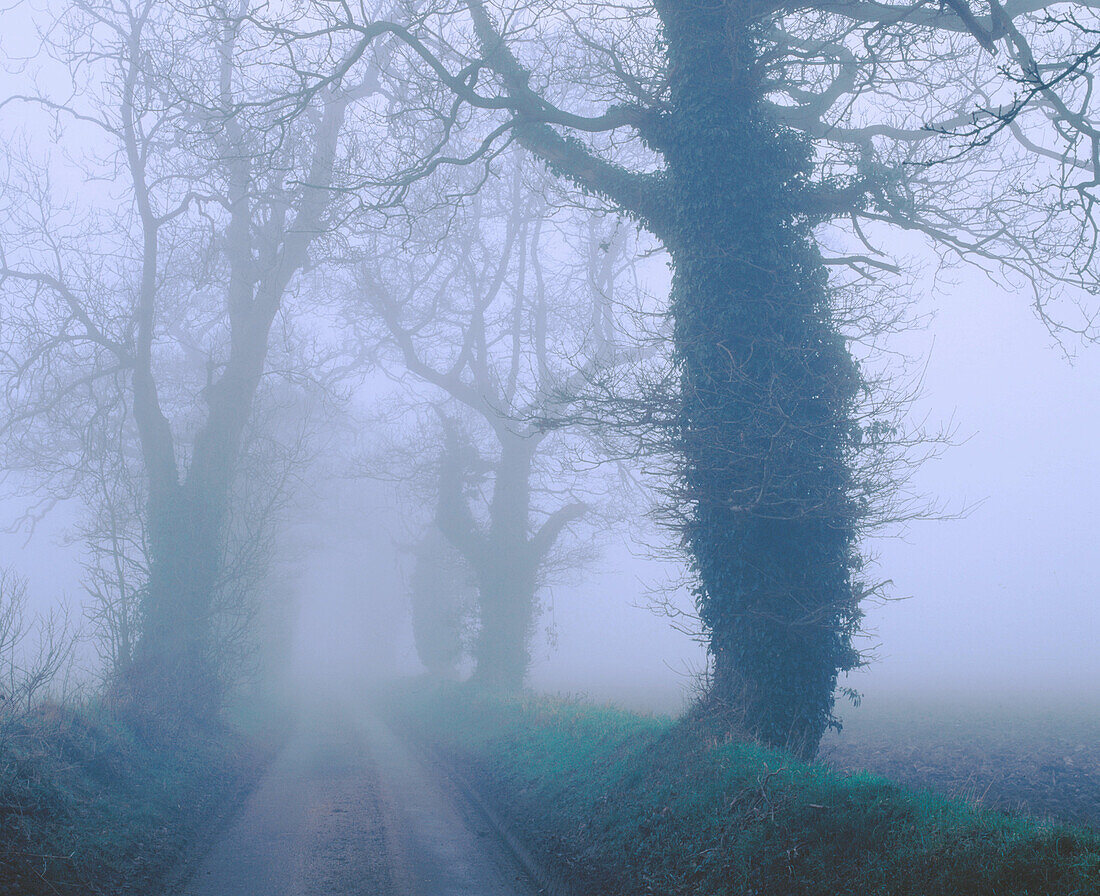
[5,263,1098,717]
[859,276,1100,706]
[2,0,1099,740]
[13,8,1100,896]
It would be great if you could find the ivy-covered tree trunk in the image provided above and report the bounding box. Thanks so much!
[659,1,862,757]
[468,0,865,755]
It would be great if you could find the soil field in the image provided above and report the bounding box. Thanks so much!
[820,698,1100,829]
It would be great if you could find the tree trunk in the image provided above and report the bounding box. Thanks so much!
[659,0,862,757]
[125,482,226,719]
[410,525,469,677]
[470,561,538,690]
[470,0,868,754]
[123,322,272,721]
[471,432,540,689]
[437,425,546,690]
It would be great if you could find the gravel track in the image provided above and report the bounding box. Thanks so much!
[177,706,536,896]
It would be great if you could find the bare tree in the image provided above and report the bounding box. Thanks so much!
[77,412,148,680]
[352,149,643,689]
[0,0,371,717]
[0,568,75,747]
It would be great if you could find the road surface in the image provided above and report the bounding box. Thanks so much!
[178,707,538,896]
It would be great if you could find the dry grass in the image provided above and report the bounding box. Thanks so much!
[0,702,264,896]
[390,681,1100,896]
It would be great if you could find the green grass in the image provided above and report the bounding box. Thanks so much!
[389,681,1100,896]
[0,702,265,896]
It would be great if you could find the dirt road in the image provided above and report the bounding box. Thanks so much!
[177,708,538,896]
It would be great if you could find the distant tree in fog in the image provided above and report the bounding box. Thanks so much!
[0,0,371,718]
[353,149,645,689]
[408,511,475,678]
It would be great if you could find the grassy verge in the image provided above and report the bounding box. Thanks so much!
[388,681,1100,896]
[0,702,270,896]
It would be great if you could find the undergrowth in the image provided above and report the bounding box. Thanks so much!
[389,681,1100,896]
[0,702,262,896]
